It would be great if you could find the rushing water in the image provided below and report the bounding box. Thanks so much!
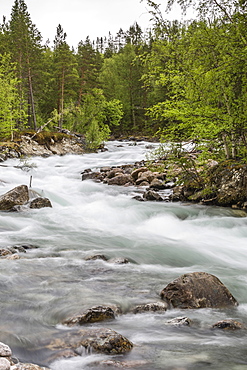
[0,141,247,370]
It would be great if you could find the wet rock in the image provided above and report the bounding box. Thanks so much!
[81,171,103,181]
[63,306,115,326]
[107,174,133,186]
[48,328,133,355]
[78,328,133,354]
[135,171,155,185]
[160,272,238,309]
[131,167,149,181]
[132,302,168,314]
[212,319,243,330]
[0,342,12,357]
[108,257,129,264]
[29,197,52,209]
[84,254,107,261]
[143,190,163,201]
[149,178,166,190]
[107,168,124,179]
[132,195,145,202]
[165,316,192,327]
[0,185,29,211]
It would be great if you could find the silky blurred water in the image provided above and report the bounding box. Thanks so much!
[0,141,247,369]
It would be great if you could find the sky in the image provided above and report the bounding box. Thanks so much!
[0,0,189,48]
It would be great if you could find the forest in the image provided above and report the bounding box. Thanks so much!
[0,0,247,158]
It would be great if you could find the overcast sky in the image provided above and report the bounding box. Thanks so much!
[0,0,150,47]
[1,0,189,48]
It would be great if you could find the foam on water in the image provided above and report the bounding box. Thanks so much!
[0,141,247,369]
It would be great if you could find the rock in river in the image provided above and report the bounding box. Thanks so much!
[48,328,133,355]
[160,272,238,309]
[63,305,115,326]
[29,197,52,209]
[212,319,244,330]
[0,185,29,211]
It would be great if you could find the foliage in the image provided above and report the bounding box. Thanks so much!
[1,0,247,155]
[0,53,27,140]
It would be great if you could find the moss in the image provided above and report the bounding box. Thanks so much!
[14,130,71,145]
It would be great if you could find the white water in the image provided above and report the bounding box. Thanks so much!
[0,141,247,369]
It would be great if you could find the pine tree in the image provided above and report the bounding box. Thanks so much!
[52,24,79,128]
[7,0,44,130]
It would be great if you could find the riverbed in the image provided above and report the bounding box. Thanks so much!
[0,140,247,369]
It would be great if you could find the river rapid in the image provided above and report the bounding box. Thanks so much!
[0,140,247,370]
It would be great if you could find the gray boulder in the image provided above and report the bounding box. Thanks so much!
[0,185,29,211]
[160,272,238,309]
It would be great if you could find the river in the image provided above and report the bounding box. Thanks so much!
[0,140,247,369]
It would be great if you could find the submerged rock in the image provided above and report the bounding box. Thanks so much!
[0,185,29,211]
[212,319,243,330]
[160,272,238,309]
[107,257,129,264]
[132,302,168,314]
[63,306,115,326]
[84,254,107,261]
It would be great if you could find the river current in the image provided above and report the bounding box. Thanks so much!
[0,140,247,369]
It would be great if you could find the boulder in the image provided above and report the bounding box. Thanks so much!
[107,174,133,186]
[48,328,133,355]
[105,168,124,179]
[29,197,52,209]
[0,342,11,359]
[149,178,166,190]
[77,328,133,354]
[135,171,155,185]
[0,185,29,211]
[131,167,149,181]
[160,272,238,309]
[212,319,243,330]
[63,306,115,326]
[132,302,168,314]
[143,190,163,201]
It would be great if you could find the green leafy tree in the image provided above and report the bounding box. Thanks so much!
[6,0,44,130]
[0,54,27,140]
[52,24,79,128]
[99,43,145,132]
[76,37,102,104]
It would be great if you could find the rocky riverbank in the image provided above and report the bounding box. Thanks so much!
[0,131,85,162]
[81,154,247,211]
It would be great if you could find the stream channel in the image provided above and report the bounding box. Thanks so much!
[0,140,247,369]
